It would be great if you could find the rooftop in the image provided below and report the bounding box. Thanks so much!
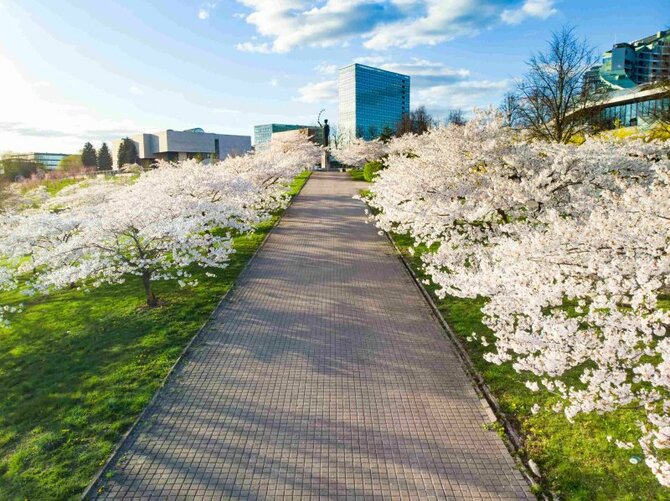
[338,63,410,79]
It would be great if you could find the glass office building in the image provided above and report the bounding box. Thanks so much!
[582,30,670,130]
[599,88,669,128]
[586,30,669,92]
[254,124,313,150]
[339,64,410,142]
[8,152,70,170]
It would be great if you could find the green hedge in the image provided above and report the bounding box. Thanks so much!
[363,161,383,182]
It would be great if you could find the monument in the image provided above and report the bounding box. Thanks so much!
[318,109,331,170]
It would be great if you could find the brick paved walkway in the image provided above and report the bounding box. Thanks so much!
[92,172,532,500]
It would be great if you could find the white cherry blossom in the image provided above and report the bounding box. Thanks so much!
[0,136,320,308]
[363,110,670,485]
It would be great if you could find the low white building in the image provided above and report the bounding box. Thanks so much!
[112,127,251,167]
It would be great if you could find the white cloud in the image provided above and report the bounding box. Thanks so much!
[235,41,273,53]
[198,1,219,20]
[315,62,338,75]
[373,58,501,112]
[380,59,470,79]
[501,0,558,25]
[364,0,502,50]
[234,0,559,53]
[269,78,278,87]
[353,55,388,66]
[415,79,513,112]
[295,80,338,104]
[350,57,471,86]
[235,0,405,53]
[129,85,143,95]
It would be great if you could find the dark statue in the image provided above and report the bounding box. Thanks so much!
[317,109,330,147]
[322,119,330,147]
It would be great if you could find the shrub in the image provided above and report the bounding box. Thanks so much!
[58,154,84,172]
[363,161,383,182]
[0,159,45,182]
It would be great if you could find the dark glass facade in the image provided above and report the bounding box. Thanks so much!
[339,64,410,142]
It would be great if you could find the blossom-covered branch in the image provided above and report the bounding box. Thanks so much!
[363,110,670,485]
[0,136,320,308]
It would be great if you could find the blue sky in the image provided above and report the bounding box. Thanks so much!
[0,0,667,153]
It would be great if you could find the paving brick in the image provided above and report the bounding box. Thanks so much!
[93,172,532,500]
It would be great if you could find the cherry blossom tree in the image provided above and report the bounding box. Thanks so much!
[332,138,388,168]
[0,136,320,308]
[1,165,252,306]
[363,110,670,485]
[221,132,321,210]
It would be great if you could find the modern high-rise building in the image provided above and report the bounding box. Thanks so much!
[254,124,316,150]
[339,63,410,142]
[586,30,670,92]
[583,30,670,129]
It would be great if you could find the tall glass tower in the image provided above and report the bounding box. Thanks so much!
[338,63,410,142]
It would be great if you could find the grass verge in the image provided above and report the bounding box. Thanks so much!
[0,171,311,500]
[348,169,366,182]
[391,232,670,501]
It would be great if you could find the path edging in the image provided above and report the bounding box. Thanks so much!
[384,232,548,499]
[81,173,311,499]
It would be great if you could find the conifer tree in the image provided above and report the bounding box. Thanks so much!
[81,142,97,168]
[97,143,113,171]
[116,138,138,168]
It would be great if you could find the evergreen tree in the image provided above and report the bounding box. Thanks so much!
[97,143,113,171]
[116,141,126,169]
[81,142,97,168]
[117,138,138,168]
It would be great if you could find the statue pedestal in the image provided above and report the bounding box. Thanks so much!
[321,150,331,170]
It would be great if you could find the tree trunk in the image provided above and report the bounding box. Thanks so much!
[142,271,158,307]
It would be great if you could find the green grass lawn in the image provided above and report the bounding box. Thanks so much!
[0,172,311,500]
[391,232,670,501]
[348,169,366,182]
[36,178,81,196]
